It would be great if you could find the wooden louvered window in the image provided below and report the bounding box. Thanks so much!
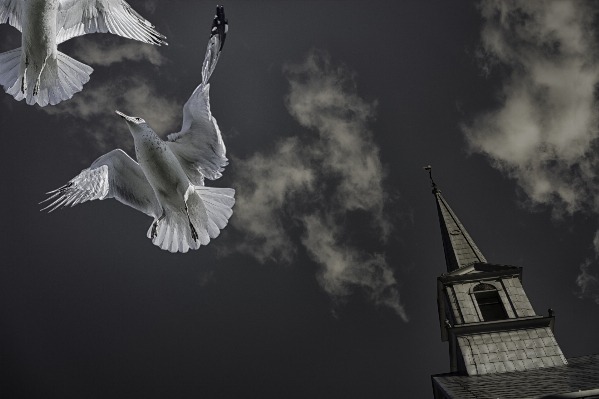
[473,283,507,322]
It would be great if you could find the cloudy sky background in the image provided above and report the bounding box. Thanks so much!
[1,1,598,397]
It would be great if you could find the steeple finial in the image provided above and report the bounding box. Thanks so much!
[423,165,440,194]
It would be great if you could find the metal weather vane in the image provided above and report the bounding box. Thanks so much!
[423,165,439,192]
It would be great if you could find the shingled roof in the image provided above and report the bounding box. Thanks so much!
[432,354,599,398]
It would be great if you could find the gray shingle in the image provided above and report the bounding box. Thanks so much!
[476,364,486,374]
[495,362,507,373]
[509,331,520,341]
[523,358,534,369]
[505,360,516,372]
[552,355,566,366]
[524,339,535,349]
[542,357,554,367]
[534,347,546,357]
[525,348,537,358]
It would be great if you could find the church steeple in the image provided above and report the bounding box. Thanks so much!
[424,166,486,272]
[425,168,571,391]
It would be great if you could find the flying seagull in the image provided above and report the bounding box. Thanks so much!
[41,6,233,253]
[0,0,167,107]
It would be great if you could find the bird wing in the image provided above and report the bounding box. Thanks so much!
[166,6,228,186]
[55,0,167,45]
[0,0,23,32]
[41,149,161,218]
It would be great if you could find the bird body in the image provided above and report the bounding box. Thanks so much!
[42,6,232,253]
[0,0,167,106]
[20,0,58,95]
[22,0,58,53]
[129,119,192,213]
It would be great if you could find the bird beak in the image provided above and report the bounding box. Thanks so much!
[115,110,139,125]
[115,110,129,120]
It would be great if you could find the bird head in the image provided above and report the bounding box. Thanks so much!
[116,110,149,136]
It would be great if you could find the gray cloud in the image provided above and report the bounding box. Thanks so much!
[232,50,406,319]
[577,260,599,305]
[302,215,408,320]
[464,0,599,302]
[72,36,167,67]
[42,77,181,153]
[232,137,316,264]
[577,231,599,304]
[284,51,391,238]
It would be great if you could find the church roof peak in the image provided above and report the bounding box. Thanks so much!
[424,166,487,272]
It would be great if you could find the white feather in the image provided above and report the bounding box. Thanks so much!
[56,0,167,45]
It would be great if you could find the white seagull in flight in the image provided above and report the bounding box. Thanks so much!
[41,6,233,253]
[0,0,167,107]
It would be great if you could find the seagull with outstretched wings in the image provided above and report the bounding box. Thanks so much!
[0,0,167,106]
[41,6,233,253]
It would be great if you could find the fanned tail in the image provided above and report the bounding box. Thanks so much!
[1,49,93,107]
[147,186,235,253]
[195,186,235,238]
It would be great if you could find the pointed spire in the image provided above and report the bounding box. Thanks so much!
[424,166,487,272]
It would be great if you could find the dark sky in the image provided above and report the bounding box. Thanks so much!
[1,1,598,397]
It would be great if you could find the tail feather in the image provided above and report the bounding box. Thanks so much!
[196,186,234,232]
[147,186,235,253]
[0,48,92,106]
[0,48,22,95]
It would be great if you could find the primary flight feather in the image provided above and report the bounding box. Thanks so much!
[0,0,167,106]
[41,6,233,253]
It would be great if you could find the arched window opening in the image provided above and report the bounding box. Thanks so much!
[473,283,507,322]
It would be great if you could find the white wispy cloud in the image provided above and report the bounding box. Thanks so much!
[233,137,316,263]
[465,0,599,302]
[302,215,407,320]
[72,36,167,67]
[577,231,599,304]
[232,50,406,319]
[284,51,391,238]
[42,77,181,152]
[577,260,599,305]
